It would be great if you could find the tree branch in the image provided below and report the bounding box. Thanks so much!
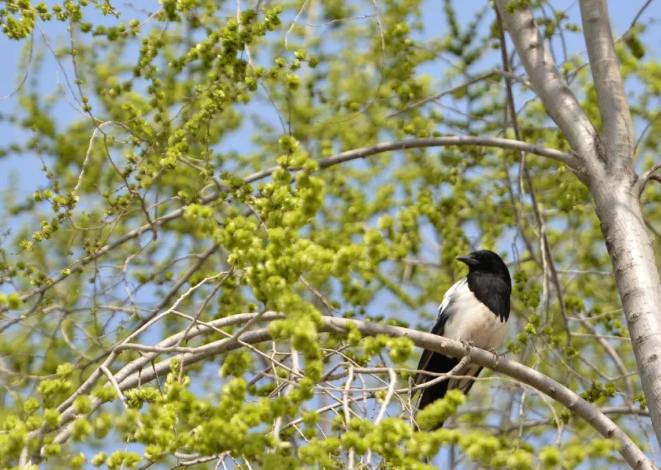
[576,0,661,450]
[385,71,498,119]
[636,162,661,196]
[245,136,576,184]
[41,313,654,470]
[5,137,573,313]
[579,0,634,170]
[494,0,599,172]
[495,9,572,341]
[386,68,535,119]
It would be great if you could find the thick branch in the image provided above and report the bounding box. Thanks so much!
[245,136,576,183]
[494,0,599,172]
[43,314,653,470]
[579,0,634,171]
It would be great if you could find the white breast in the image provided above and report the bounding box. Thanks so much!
[442,281,509,350]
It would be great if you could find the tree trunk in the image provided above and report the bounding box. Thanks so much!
[495,0,661,452]
[593,181,661,445]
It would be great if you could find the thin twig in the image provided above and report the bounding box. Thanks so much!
[344,366,355,470]
[100,366,129,410]
[375,368,397,424]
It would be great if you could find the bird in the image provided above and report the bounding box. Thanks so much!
[414,249,511,424]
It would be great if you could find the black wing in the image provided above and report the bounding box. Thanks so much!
[414,278,484,414]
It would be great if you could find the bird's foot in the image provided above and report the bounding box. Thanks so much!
[488,348,504,369]
[460,339,474,352]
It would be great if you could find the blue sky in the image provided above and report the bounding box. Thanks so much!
[0,1,658,203]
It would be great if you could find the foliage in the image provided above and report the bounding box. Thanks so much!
[0,0,659,468]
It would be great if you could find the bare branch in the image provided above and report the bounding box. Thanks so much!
[386,71,498,119]
[580,0,634,169]
[628,0,655,33]
[100,366,129,411]
[41,313,654,470]
[635,161,661,196]
[245,137,576,182]
[635,108,661,156]
[375,368,397,424]
[411,355,471,395]
[344,366,356,470]
[494,0,598,170]
[386,68,534,119]
[495,9,571,340]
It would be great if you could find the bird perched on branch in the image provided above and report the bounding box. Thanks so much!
[414,250,511,424]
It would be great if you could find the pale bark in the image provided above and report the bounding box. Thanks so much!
[580,0,634,173]
[593,184,661,447]
[578,0,661,455]
[493,0,599,173]
[244,136,577,181]
[496,0,661,459]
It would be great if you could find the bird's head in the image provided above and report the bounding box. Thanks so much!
[456,250,511,286]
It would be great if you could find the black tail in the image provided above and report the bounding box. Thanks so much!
[414,352,482,429]
[415,353,459,411]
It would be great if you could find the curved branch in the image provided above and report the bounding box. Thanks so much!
[635,161,661,196]
[6,137,573,313]
[43,314,653,470]
[245,137,576,184]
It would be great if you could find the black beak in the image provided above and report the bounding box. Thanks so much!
[456,255,479,267]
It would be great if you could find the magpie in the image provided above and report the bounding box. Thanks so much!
[414,250,511,421]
